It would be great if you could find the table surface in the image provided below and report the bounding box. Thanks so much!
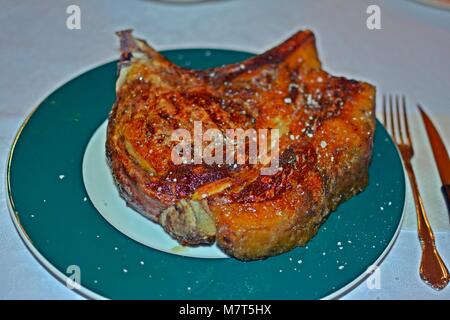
[1,0,449,300]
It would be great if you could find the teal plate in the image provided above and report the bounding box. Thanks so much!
[7,49,405,300]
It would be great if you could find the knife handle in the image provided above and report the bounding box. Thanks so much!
[442,184,450,215]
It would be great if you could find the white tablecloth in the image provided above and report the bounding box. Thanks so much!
[1,0,449,299]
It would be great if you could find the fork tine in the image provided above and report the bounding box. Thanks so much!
[403,96,413,149]
[389,94,397,142]
[396,95,404,144]
[382,94,387,127]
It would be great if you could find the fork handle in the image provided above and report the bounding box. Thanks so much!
[403,161,449,289]
[442,184,450,217]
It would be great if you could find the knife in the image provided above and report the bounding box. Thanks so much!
[418,105,450,215]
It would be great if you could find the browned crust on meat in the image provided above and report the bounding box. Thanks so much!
[106,29,376,260]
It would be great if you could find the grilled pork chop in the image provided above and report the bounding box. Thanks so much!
[106,29,376,260]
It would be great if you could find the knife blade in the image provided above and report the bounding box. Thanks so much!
[418,105,450,214]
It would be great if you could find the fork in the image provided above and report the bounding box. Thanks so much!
[382,94,449,290]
